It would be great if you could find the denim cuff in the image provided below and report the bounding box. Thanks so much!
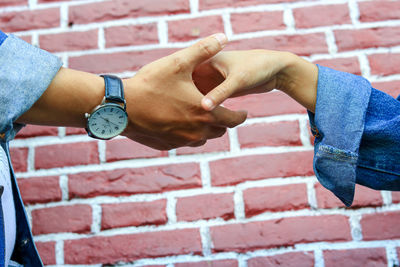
[308,65,372,206]
[0,35,63,142]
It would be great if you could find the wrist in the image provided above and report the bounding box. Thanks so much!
[277,53,318,112]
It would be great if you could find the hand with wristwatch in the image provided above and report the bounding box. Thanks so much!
[17,33,248,150]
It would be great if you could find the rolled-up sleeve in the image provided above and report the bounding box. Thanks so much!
[0,34,63,141]
[308,65,372,207]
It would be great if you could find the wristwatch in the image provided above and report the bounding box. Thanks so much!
[85,75,128,140]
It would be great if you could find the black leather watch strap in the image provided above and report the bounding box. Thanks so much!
[101,75,125,104]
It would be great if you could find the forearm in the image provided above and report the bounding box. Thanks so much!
[16,67,104,128]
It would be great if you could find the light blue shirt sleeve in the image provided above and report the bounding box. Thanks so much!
[0,34,63,142]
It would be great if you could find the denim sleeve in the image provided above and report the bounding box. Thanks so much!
[0,30,7,46]
[308,65,372,206]
[0,34,63,142]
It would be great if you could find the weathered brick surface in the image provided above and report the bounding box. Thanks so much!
[359,1,400,22]
[68,0,190,25]
[17,176,62,205]
[323,248,387,267]
[369,53,400,76]
[248,252,314,267]
[237,121,302,148]
[68,163,201,198]
[101,200,167,230]
[243,184,309,217]
[372,80,400,99]
[35,242,56,266]
[175,260,238,267]
[106,138,167,162]
[210,151,314,186]
[313,57,361,76]
[199,0,298,10]
[105,24,159,48]
[176,133,230,155]
[315,183,383,209]
[0,0,27,7]
[32,205,92,235]
[231,11,285,34]
[15,125,58,139]
[176,193,234,221]
[0,8,60,32]
[168,16,224,42]
[293,4,351,28]
[335,27,400,52]
[35,142,99,169]
[361,211,400,240]
[9,147,28,173]
[210,215,351,252]
[39,30,98,52]
[64,229,202,264]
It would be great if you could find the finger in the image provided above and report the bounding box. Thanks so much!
[201,75,242,111]
[211,106,247,128]
[187,139,207,147]
[174,33,228,70]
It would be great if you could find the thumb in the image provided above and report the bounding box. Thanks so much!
[174,33,228,70]
[201,76,239,111]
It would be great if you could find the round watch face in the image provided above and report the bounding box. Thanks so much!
[87,104,128,140]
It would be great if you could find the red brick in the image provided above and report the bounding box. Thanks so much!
[199,0,298,10]
[324,248,387,267]
[32,204,92,235]
[105,24,158,48]
[69,0,190,25]
[391,191,400,203]
[231,11,285,34]
[69,48,176,74]
[369,53,400,77]
[372,80,400,99]
[101,200,167,230]
[10,147,28,173]
[36,242,56,266]
[0,8,60,32]
[35,142,99,170]
[69,163,201,199]
[65,127,86,135]
[175,260,238,267]
[361,211,400,240]
[248,252,314,267]
[106,138,167,162]
[168,16,224,42]
[210,151,314,186]
[238,121,302,148]
[64,229,201,264]
[39,30,98,53]
[18,35,32,44]
[335,27,400,52]
[293,4,351,29]
[0,0,27,7]
[227,33,328,56]
[315,183,383,209]
[313,57,361,76]
[359,1,400,23]
[210,215,351,253]
[176,193,234,222]
[244,184,309,217]
[16,125,58,139]
[17,176,62,205]
[224,91,306,118]
[176,133,230,155]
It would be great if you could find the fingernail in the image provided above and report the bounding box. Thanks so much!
[213,33,227,48]
[203,98,215,110]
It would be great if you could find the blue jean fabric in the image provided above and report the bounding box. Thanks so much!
[309,65,400,206]
[0,31,62,267]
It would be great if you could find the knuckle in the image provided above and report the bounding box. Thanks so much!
[172,56,189,74]
[234,71,249,87]
[196,40,214,58]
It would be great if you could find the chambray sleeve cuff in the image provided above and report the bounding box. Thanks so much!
[0,34,63,141]
[308,65,372,206]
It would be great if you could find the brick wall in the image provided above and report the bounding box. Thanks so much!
[2,0,400,266]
